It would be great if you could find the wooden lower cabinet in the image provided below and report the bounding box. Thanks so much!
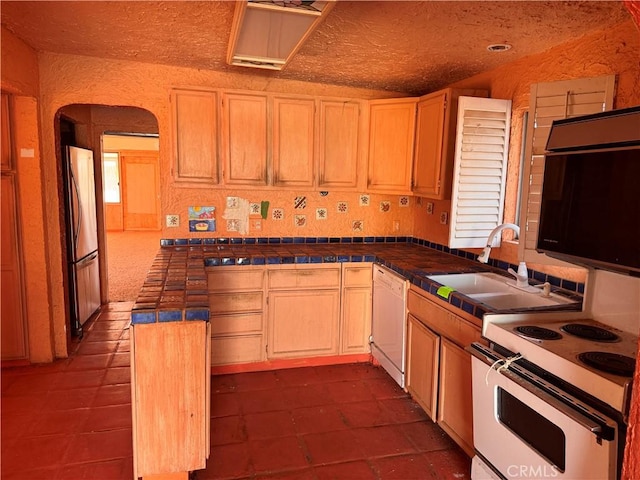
[268,289,340,358]
[406,285,481,456]
[340,263,372,354]
[131,321,211,477]
[406,314,440,420]
[438,337,474,456]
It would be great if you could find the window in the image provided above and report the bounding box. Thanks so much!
[102,152,120,203]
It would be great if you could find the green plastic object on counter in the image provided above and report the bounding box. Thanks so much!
[260,201,269,219]
[436,285,455,300]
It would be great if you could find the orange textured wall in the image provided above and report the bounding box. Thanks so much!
[413,19,640,283]
[1,27,54,362]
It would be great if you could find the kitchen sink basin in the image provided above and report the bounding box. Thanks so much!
[426,272,513,295]
[426,272,576,310]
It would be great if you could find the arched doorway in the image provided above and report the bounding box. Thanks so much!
[55,104,160,344]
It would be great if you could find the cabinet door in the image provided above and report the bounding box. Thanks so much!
[367,98,417,194]
[221,93,268,186]
[272,97,315,187]
[412,91,447,198]
[171,89,219,184]
[268,289,340,358]
[1,174,28,360]
[318,100,360,189]
[438,337,474,456]
[406,315,440,421]
[341,287,371,354]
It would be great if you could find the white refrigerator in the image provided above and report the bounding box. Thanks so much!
[65,146,101,335]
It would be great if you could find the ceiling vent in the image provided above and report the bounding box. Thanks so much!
[227,1,335,71]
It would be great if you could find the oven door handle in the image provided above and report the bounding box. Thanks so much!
[469,343,616,441]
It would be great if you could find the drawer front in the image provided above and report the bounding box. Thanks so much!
[407,290,481,348]
[211,335,263,365]
[208,268,264,292]
[210,313,263,336]
[343,265,372,287]
[268,268,340,290]
[209,291,263,314]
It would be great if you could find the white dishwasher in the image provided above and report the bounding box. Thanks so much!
[371,264,408,388]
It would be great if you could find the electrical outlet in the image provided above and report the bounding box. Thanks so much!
[439,212,448,225]
[393,220,400,231]
[166,214,179,227]
[426,202,434,215]
[251,219,262,231]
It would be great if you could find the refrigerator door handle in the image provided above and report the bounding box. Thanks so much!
[70,165,83,252]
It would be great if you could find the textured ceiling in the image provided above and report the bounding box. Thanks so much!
[1,1,632,95]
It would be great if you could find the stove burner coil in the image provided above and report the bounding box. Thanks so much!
[561,323,620,342]
[577,351,635,377]
[514,326,562,341]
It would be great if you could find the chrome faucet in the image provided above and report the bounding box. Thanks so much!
[477,223,521,264]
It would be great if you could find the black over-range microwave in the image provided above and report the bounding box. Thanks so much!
[537,106,640,276]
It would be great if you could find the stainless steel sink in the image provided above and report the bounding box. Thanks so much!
[426,272,576,310]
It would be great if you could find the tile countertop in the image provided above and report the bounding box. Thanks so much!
[129,241,584,325]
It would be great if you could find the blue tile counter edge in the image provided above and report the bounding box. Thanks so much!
[139,236,585,325]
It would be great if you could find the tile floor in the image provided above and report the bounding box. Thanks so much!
[1,303,471,480]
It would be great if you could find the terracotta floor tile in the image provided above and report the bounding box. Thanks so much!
[55,457,133,480]
[1,372,61,396]
[201,442,253,479]
[63,428,132,464]
[314,460,378,480]
[43,387,99,411]
[363,377,409,400]
[249,436,309,473]
[67,353,113,371]
[89,320,130,331]
[254,467,318,480]
[398,421,457,452]
[1,412,34,443]
[281,383,333,409]
[232,370,281,392]
[102,366,131,385]
[379,397,430,424]
[326,380,375,404]
[370,453,436,480]
[238,388,287,414]
[93,384,131,407]
[211,392,242,418]
[116,340,130,353]
[29,408,91,436]
[303,430,364,465]
[244,410,296,440]
[423,448,472,480]
[109,351,131,368]
[1,467,58,480]
[83,329,124,342]
[211,374,239,394]
[76,340,120,356]
[1,434,73,472]
[53,370,106,390]
[82,404,132,432]
[352,424,418,459]
[314,363,388,384]
[211,415,247,446]
[0,393,48,415]
[275,366,322,386]
[291,405,348,435]
[339,400,395,428]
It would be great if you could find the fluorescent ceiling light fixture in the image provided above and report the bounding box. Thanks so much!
[228,1,335,71]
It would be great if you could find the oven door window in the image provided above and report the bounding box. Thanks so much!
[498,387,566,472]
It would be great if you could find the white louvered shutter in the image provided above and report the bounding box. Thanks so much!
[449,97,512,248]
[518,75,616,264]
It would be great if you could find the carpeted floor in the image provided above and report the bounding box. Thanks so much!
[106,231,162,302]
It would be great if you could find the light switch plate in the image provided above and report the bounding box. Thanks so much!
[166,214,179,227]
[426,202,434,214]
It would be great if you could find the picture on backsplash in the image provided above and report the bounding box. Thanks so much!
[188,206,216,232]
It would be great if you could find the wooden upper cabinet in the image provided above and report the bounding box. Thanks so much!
[221,92,268,186]
[413,88,489,199]
[367,98,417,194]
[272,96,315,188]
[412,91,447,198]
[171,89,219,184]
[318,100,360,189]
[2,94,12,171]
